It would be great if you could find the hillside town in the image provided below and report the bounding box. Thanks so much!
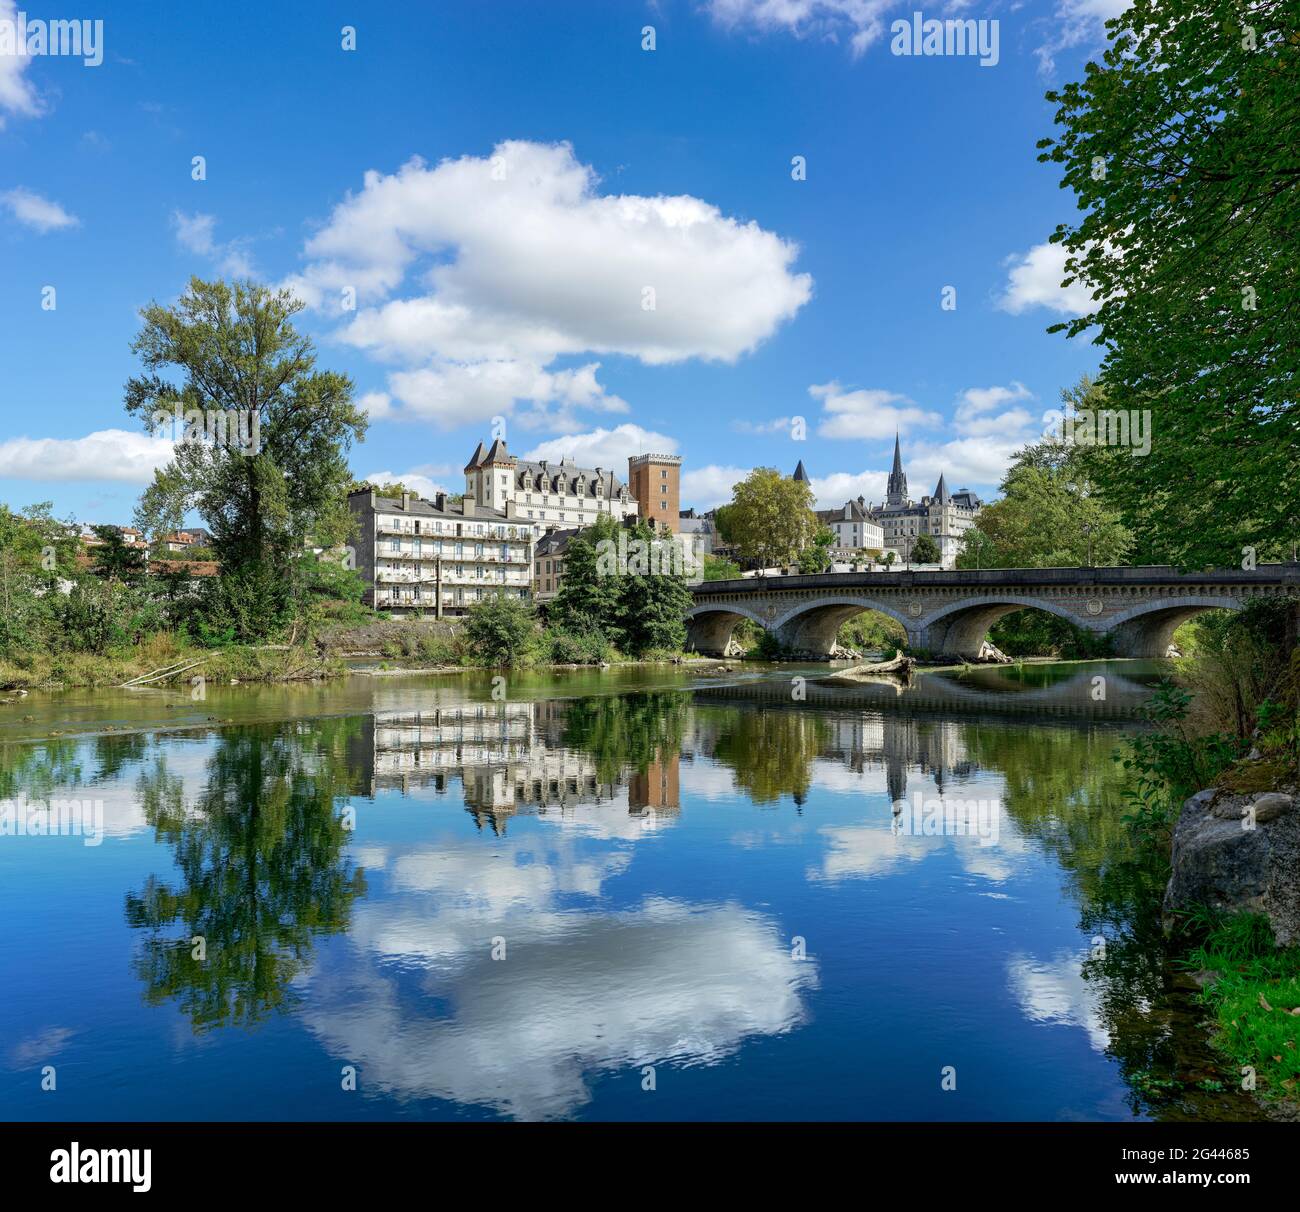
[69,435,983,619]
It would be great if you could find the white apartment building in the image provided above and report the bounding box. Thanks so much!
[348,487,533,616]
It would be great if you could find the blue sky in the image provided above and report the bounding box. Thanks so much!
[0,0,1124,524]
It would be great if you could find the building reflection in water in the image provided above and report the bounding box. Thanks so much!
[355,701,681,834]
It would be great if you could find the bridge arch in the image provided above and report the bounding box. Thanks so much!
[1102,595,1246,658]
[768,597,913,657]
[912,594,1095,659]
[683,603,771,656]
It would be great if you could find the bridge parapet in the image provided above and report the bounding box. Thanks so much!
[686,565,1300,659]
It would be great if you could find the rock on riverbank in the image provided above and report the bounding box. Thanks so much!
[1164,787,1300,944]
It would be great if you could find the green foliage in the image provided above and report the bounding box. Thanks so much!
[542,626,615,665]
[1184,912,1300,1101]
[957,400,1132,570]
[798,526,836,574]
[725,468,818,568]
[619,521,694,654]
[89,525,147,581]
[126,278,367,640]
[1039,4,1298,566]
[551,514,623,638]
[702,554,742,581]
[712,503,738,547]
[835,611,906,653]
[1119,681,1245,854]
[0,502,80,653]
[909,532,941,564]
[1175,599,1298,748]
[463,593,539,666]
[988,609,1115,659]
[51,579,162,654]
[551,516,692,657]
[290,551,369,629]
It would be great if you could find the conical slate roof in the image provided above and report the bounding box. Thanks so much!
[792,459,810,483]
[463,441,486,472]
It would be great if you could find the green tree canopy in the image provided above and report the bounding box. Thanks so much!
[798,526,836,574]
[89,524,147,582]
[126,278,368,639]
[464,592,539,665]
[910,533,942,565]
[958,405,1133,570]
[1039,0,1298,566]
[726,468,818,569]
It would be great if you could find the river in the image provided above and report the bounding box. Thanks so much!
[0,660,1262,1121]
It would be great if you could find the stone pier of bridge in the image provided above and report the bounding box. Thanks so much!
[684,565,1300,661]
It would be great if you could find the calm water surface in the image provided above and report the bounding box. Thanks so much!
[0,661,1258,1121]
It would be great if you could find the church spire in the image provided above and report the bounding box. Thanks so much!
[886,432,908,508]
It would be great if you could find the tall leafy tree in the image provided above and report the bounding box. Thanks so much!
[726,468,818,569]
[550,513,625,642]
[959,412,1133,570]
[619,520,694,654]
[126,278,367,638]
[1039,0,1299,566]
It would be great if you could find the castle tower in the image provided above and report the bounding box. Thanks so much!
[628,453,682,534]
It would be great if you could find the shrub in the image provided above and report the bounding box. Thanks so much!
[463,594,538,666]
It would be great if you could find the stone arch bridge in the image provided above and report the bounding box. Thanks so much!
[686,565,1300,660]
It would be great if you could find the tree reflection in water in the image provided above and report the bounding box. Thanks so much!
[125,719,367,1031]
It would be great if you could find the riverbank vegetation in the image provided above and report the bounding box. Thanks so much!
[1185,911,1300,1101]
[1115,601,1299,1104]
[1034,0,1300,1107]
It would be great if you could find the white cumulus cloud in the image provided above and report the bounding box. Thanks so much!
[287,141,811,428]
[523,423,678,472]
[360,465,453,499]
[812,382,941,441]
[171,210,257,277]
[681,463,753,510]
[0,429,174,483]
[997,241,1097,316]
[707,0,898,57]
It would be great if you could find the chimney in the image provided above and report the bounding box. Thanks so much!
[434,492,446,510]
[401,492,411,511]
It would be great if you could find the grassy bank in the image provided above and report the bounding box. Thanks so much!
[1183,912,1300,1102]
[0,631,342,690]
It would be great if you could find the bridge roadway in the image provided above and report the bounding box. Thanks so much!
[685,563,1300,660]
